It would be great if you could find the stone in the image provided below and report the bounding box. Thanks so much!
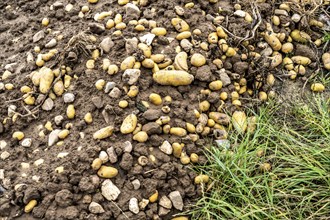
[42,98,54,111]
[65,3,73,12]
[100,37,114,53]
[139,33,155,46]
[232,111,247,133]
[129,198,139,214]
[143,109,161,121]
[292,14,301,23]
[21,138,32,147]
[142,122,161,135]
[159,196,172,209]
[54,115,64,125]
[48,129,61,147]
[33,31,45,43]
[295,44,317,61]
[0,151,10,160]
[104,82,116,93]
[123,141,132,153]
[139,199,149,210]
[125,37,138,54]
[218,69,231,86]
[0,82,4,91]
[131,179,140,190]
[101,179,121,201]
[45,38,57,48]
[53,1,64,9]
[34,159,44,166]
[196,65,212,82]
[5,63,18,72]
[180,39,193,52]
[55,189,73,207]
[0,140,7,150]
[63,93,75,103]
[106,147,117,164]
[126,3,141,20]
[89,23,105,34]
[122,69,141,85]
[158,207,171,216]
[109,87,122,98]
[234,10,246,17]
[168,191,183,211]
[233,62,249,75]
[92,96,103,109]
[159,141,173,155]
[99,151,109,163]
[89,202,105,214]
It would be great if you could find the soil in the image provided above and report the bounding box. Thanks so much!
[0,0,329,220]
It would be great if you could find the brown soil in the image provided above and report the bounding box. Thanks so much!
[0,0,329,220]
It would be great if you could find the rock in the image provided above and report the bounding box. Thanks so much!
[89,23,105,34]
[180,39,193,52]
[123,141,132,153]
[131,179,141,190]
[104,82,116,93]
[21,138,32,147]
[99,151,109,163]
[119,153,133,171]
[53,1,64,9]
[0,82,4,91]
[109,87,122,98]
[0,151,10,160]
[65,3,73,12]
[126,3,141,20]
[0,123,3,134]
[106,147,117,164]
[0,169,4,179]
[122,69,141,85]
[100,37,114,53]
[42,98,54,111]
[168,191,183,211]
[295,44,316,61]
[215,139,230,149]
[89,202,105,214]
[196,65,212,82]
[48,129,61,147]
[292,14,301,23]
[33,31,45,43]
[0,140,7,150]
[233,62,249,75]
[159,196,172,209]
[139,33,155,46]
[54,115,64,125]
[5,63,18,72]
[125,37,138,54]
[55,189,73,207]
[63,93,75,103]
[45,39,57,48]
[101,179,121,201]
[218,69,231,86]
[158,207,171,216]
[234,10,246,17]
[129,198,139,214]
[159,141,173,155]
[91,96,103,109]
[143,109,161,121]
[142,122,161,135]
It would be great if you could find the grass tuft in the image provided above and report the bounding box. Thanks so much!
[189,95,330,220]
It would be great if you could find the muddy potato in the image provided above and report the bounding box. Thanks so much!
[149,93,162,105]
[39,67,54,94]
[121,56,136,70]
[291,56,311,65]
[97,166,118,178]
[294,65,306,75]
[199,100,210,112]
[138,43,151,58]
[226,47,237,57]
[194,174,209,184]
[322,53,330,70]
[209,80,223,90]
[209,112,230,125]
[190,153,199,163]
[216,26,227,39]
[171,18,189,32]
[266,74,275,86]
[208,32,218,44]
[121,114,138,134]
[264,32,282,51]
[93,126,114,139]
[270,52,282,68]
[311,83,325,92]
[170,127,187,137]
[290,29,311,43]
[153,70,194,86]
[259,91,268,101]
[180,153,190,165]
[260,163,271,172]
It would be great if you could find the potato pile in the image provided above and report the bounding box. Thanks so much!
[0,0,329,219]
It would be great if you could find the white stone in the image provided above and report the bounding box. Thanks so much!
[57,152,69,158]
[48,129,61,147]
[42,98,54,111]
[99,151,109,163]
[109,87,122,99]
[21,163,30,169]
[45,38,57,48]
[168,191,183,211]
[34,158,44,166]
[132,179,141,190]
[100,37,114,53]
[159,141,173,155]
[234,10,246,17]
[0,140,7,150]
[123,141,132,153]
[292,14,301,23]
[106,147,117,164]
[89,202,105,214]
[139,33,155,46]
[129,198,139,214]
[101,179,121,201]
[54,115,64,125]
[0,151,10,160]
[63,93,75,103]
[8,105,17,117]
[65,3,73,12]
[0,169,4,179]
[122,69,141,85]
[104,82,116,93]
[159,196,172,209]
[21,138,32,147]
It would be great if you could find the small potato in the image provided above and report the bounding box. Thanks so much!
[91,158,102,170]
[171,18,190,32]
[97,166,118,178]
[176,31,192,40]
[209,80,223,90]
[93,126,114,139]
[39,67,54,94]
[142,59,155,68]
[281,42,294,53]
[12,131,24,140]
[153,70,194,86]
[270,52,282,68]
[53,80,64,96]
[194,174,209,184]
[84,113,93,124]
[232,111,247,133]
[264,32,282,51]
[149,93,162,105]
[121,114,137,134]
[282,57,294,70]
[127,85,139,97]
[259,91,268,101]
[199,100,210,112]
[170,127,187,137]
[291,56,311,65]
[290,29,311,43]
[173,52,188,71]
[149,191,158,203]
[118,100,128,108]
[133,131,148,142]
[322,53,330,70]
[186,123,196,133]
[266,74,275,86]
[42,17,49,26]
[208,32,218,44]
[86,59,95,69]
[24,200,37,213]
[108,65,119,75]
[121,56,136,70]
[191,53,206,67]
[311,83,325,92]
[151,27,167,36]
[225,47,237,57]
[216,26,227,39]
[138,43,151,58]
[95,79,106,90]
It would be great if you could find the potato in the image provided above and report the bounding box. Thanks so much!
[232,111,247,133]
[12,131,24,140]
[91,158,102,170]
[281,42,293,53]
[208,32,218,44]
[97,166,118,178]
[209,112,230,125]
[190,153,199,163]
[133,131,148,142]
[194,174,209,184]
[259,91,268,101]
[226,47,237,57]
[191,53,206,67]
[153,70,194,86]
[311,83,325,92]
[282,57,294,70]
[149,190,159,203]
[39,67,54,94]
[151,27,167,36]
[322,53,330,70]
[151,54,165,63]
[121,56,136,70]
[127,85,139,97]
[84,113,93,124]
[138,43,151,58]
[171,18,190,32]
[149,93,162,105]
[291,56,311,65]
[120,114,138,134]
[290,29,311,43]
[270,52,282,68]
[180,153,190,164]
[142,59,155,69]
[171,217,189,220]
[24,95,35,105]
[176,31,191,40]
[66,105,75,119]
[170,127,187,137]
[93,126,114,139]
[58,129,69,139]
[199,100,210,112]
[53,80,64,96]
[173,52,188,71]
[266,74,275,86]
[216,26,228,39]
[264,32,282,51]
[24,200,37,213]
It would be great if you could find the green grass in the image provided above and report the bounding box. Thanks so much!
[189,95,330,220]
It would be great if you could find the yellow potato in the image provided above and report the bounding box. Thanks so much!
[93,126,114,139]
[194,174,209,184]
[170,127,187,137]
[58,129,70,139]
[39,67,54,94]
[97,166,118,178]
[291,56,311,65]
[191,53,206,67]
[84,113,93,124]
[149,93,162,105]
[208,32,218,44]
[322,53,330,70]
[282,57,294,70]
[232,111,247,133]
[270,52,282,68]
[53,80,64,96]
[264,32,282,51]
[171,18,190,32]
[138,43,151,58]
[121,56,136,70]
[216,26,228,39]
[290,29,311,43]
[311,83,325,92]
[199,100,210,112]
[121,114,138,134]
[24,200,37,213]
[133,131,148,142]
[171,217,189,220]
[149,190,159,203]
[12,131,24,140]
[174,52,188,71]
[176,31,191,40]
[281,42,294,53]
[91,158,102,170]
[153,70,194,86]
[151,27,167,36]
[66,105,75,119]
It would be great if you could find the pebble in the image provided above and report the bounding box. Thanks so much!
[0,169,4,179]
[126,3,141,20]
[48,129,61,146]
[8,105,17,117]
[45,38,57,48]
[99,151,109,163]
[63,93,75,103]
[122,69,141,85]
[234,10,246,17]
[89,23,105,34]
[54,115,64,125]
[42,98,54,111]
[169,191,183,211]
[65,3,73,12]
[100,37,114,53]
[21,138,32,147]
[125,37,138,54]
[139,33,155,46]
[106,147,118,163]
[0,82,4,91]
[0,140,7,150]
[109,87,122,98]
[159,141,173,155]
[180,39,193,51]
[132,179,141,190]
[101,179,121,201]
[89,202,105,214]
[159,195,172,209]
[218,69,231,86]
[34,158,44,166]
[92,96,103,109]
[129,198,140,214]
[158,207,171,216]
[123,141,132,153]
[104,82,116,93]
[5,63,18,72]
[53,1,64,9]
[21,163,30,169]
[139,199,149,210]
[33,30,45,43]
[292,14,301,23]
[0,151,10,160]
